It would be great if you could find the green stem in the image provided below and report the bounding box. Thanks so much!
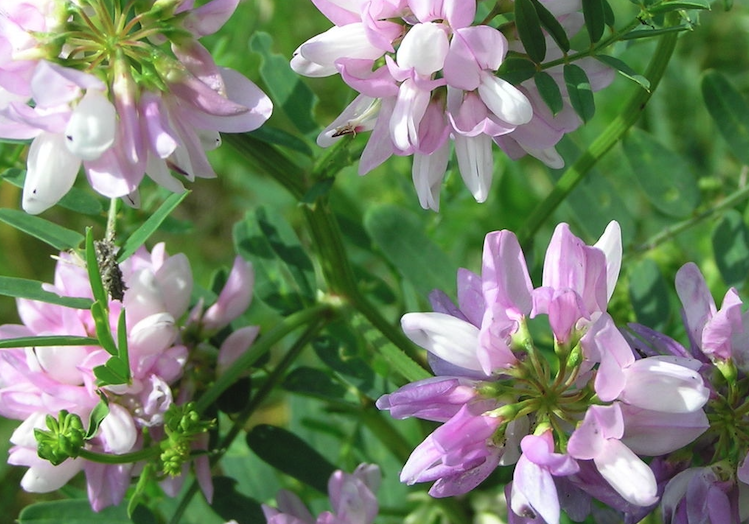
[540,19,641,71]
[105,198,118,242]
[220,318,327,453]
[227,132,426,370]
[194,302,336,414]
[629,181,749,257]
[517,28,679,247]
[168,320,327,524]
[224,133,307,199]
[78,446,159,464]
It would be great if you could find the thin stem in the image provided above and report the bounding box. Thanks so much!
[629,180,749,257]
[194,302,336,414]
[78,446,159,464]
[227,133,427,370]
[518,28,680,248]
[224,133,306,199]
[220,318,327,453]
[105,198,118,242]
[168,319,327,524]
[540,19,641,71]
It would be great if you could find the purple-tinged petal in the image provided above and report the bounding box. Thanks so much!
[337,59,398,98]
[568,404,623,461]
[181,68,272,133]
[310,0,363,26]
[30,61,103,108]
[675,262,716,349]
[217,325,260,376]
[457,268,485,327]
[402,312,482,372]
[593,221,622,302]
[594,438,658,507]
[481,230,533,319]
[85,462,132,511]
[183,0,239,36]
[454,132,493,203]
[412,145,448,211]
[358,96,396,175]
[620,404,708,456]
[375,376,479,422]
[620,356,708,413]
[202,257,254,330]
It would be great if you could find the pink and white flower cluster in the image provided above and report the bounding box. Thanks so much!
[622,263,749,523]
[377,222,709,523]
[263,463,380,524]
[0,0,272,214]
[0,244,257,511]
[293,0,613,210]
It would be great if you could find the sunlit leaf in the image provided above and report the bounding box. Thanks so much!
[628,258,670,332]
[85,228,107,305]
[250,32,319,137]
[712,210,749,289]
[648,0,710,14]
[256,207,316,302]
[0,335,98,349]
[701,70,749,166]
[0,208,83,250]
[19,500,131,523]
[498,57,538,85]
[85,398,110,440]
[0,277,92,309]
[363,204,455,298]
[233,214,306,314]
[564,64,595,123]
[118,191,189,262]
[622,128,700,218]
[532,0,570,52]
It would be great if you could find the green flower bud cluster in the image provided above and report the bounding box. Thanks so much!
[34,410,86,466]
[159,402,214,477]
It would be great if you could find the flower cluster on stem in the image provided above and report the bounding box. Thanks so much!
[377,221,709,523]
[0,242,257,511]
[293,0,613,210]
[0,0,272,214]
[622,262,749,523]
[263,463,381,524]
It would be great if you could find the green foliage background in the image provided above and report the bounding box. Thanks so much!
[1,0,749,522]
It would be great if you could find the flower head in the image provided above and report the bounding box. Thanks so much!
[378,222,709,523]
[0,0,272,213]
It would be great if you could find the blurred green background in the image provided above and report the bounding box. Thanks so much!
[0,0,748,521]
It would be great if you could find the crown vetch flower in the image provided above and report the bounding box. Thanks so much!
[621,262,749,523]
[296,0,613,211]
[263,463,380,524]
[0,0,272,214]
[378,222,709,523]
[0,244,257,511]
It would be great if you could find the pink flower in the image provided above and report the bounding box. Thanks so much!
[263,463,380,524]
[0,243,257,511]
[0,0,272,213]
